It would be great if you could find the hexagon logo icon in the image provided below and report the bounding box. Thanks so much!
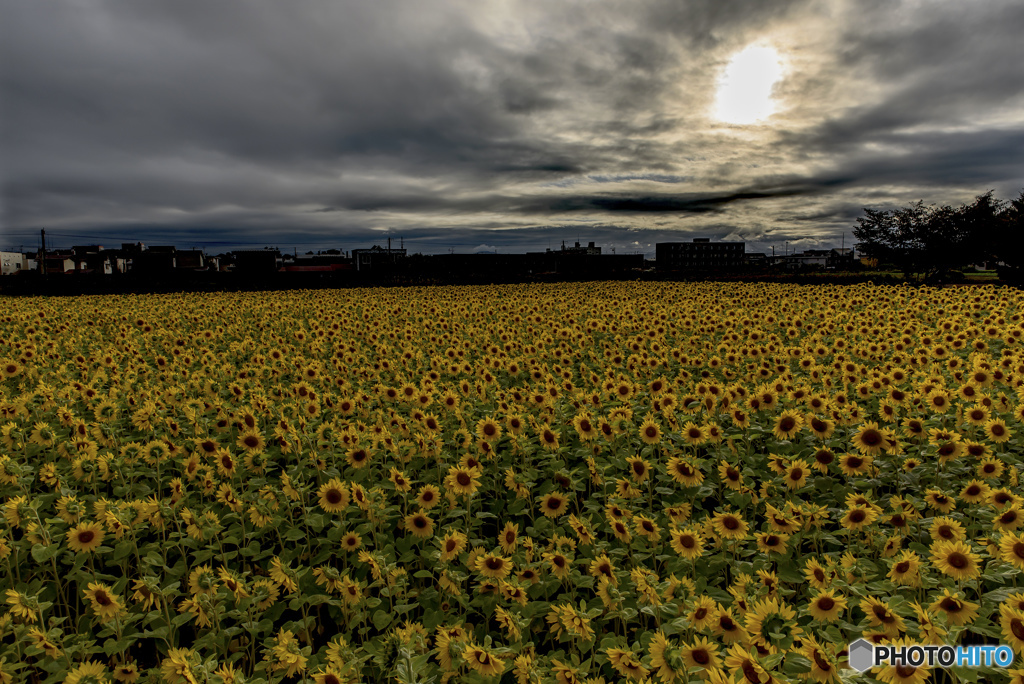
[848,638,875,673]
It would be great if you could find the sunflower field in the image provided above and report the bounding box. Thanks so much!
[2,281,1024,684]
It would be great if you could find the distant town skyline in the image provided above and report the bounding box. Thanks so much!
[3,0,1023,257]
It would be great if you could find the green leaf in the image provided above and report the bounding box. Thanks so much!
[31,544,58,564]
[783,654,812,675]
[372,609,393,630]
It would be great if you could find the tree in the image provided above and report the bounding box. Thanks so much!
[994,189,1024,276]
[853,192,1004,282]
[852,200,930,280]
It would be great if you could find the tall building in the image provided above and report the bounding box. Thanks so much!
[656,238,745,271]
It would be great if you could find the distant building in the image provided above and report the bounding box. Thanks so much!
[175,250,206,270]
[785,248,858,270]
[1,251,25,275]
[827,248,856,269]
[744,252,768,266]
[558,241,601,255]
[281,252,352,272]
[785,249,830,270]
[351,246,406,271]
[133,248,177,272]
[656,238,745,271]
[234,249,281,274]
[43,253,76,274]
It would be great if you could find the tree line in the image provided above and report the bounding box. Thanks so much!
[853,189,1024,282]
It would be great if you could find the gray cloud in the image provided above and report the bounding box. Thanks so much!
[2,0,1023,257]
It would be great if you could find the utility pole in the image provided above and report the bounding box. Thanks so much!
[40,228,47,276]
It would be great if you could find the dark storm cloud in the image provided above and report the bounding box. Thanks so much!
[2,0,1023,256]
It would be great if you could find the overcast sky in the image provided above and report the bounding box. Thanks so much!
[2,0,1023,256]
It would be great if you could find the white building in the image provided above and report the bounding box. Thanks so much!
[1,251,25,275]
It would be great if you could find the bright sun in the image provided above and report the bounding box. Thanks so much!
[713,45,784,125]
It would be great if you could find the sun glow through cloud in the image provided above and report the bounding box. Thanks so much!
[714,45,784,125]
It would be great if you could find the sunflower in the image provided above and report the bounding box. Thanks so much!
[771,410,803,440]
[28,627,62,659]
[670,527,704,559]
[611,518,632,543]
[887,550,922,587]
[539,491,569,518]
[589,554,617,584]
[543,550,572,581]
[1000,603,1024,652]
[723,643,775,684]
[236,430,266,455]
[806,448,834,474]
[840,506,879,532]
[808,589,846,622]
[860,596,906,636]
[745,597,799,650]
[755,532,789,555]
[537,423,560,450]
[637,416,662,445]
[718,460,744,489]
[730,408,751,428]
[476,553,512,580]
[930,540,981,581]
[416,484,441,510]
[340,531,363,553]
[783,459,810,490]
[647,631,678,682]
[711,511,748,540]
[803,558,831,590]
[188,564,219,596]
[388,467,412,493]
[404,511,434,539]
[960,479,991,504]
[986,418,1012,443]
[317,479,349,513]
[874,637,930,684]
[923,489,956,513]
[801,636,840,684]
[345,446,372,469]
[929,588,979,627]
[475,417,502,443]
[66,662,108,684]
[625,455,651,483]
[964,404,991,426]
[5,590,37,623]
[489,523,517,559]
[606,648,650,681]
[713,607,747,643]
[807,414,835,440]
[67,521,105,553]
[838,452,872,477]
[445,466,481,497]
[630,514,658,543]
[83,582,124,622]
[994,505,1024,532]
[680,635,721,672]
[667,457,704,487]
[687,595,718,631]
[680,421,706,446]
[930,516,966,542]
[1000,531,1024,570]
[851,421,886,456]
